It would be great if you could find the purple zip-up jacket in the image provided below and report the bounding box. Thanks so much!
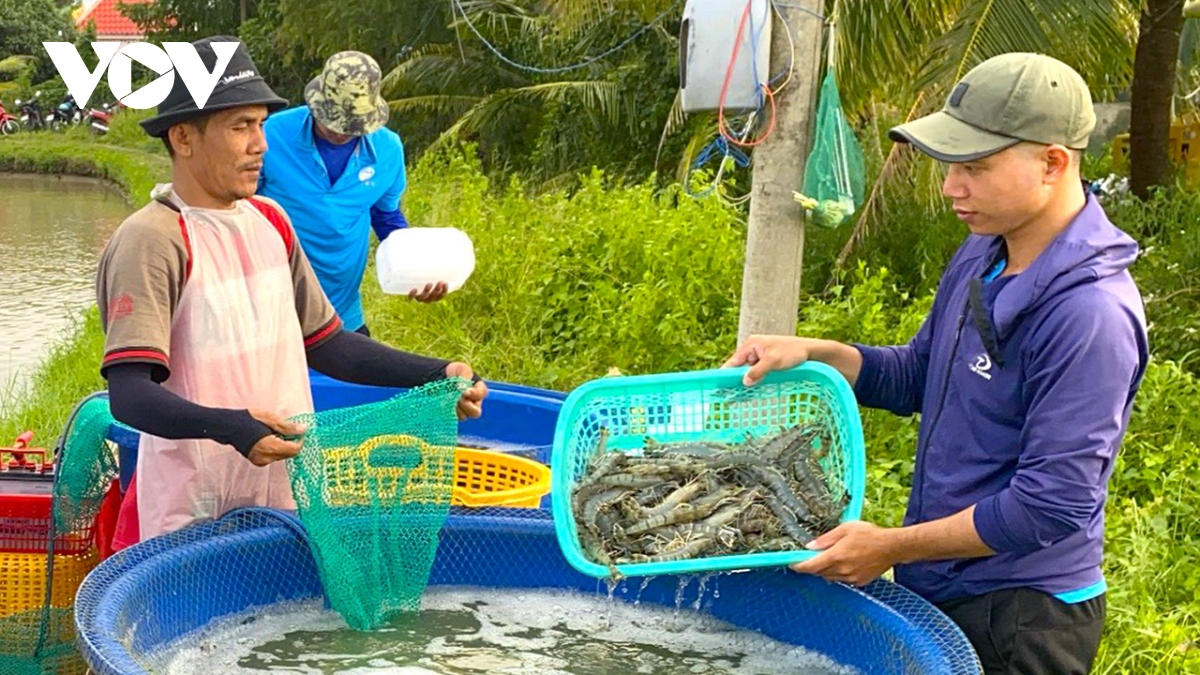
[853,194,1149,604]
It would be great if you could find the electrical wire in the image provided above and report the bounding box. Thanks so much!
[717,0,777,148]
[768,0,797,95]
[448,0,684,75]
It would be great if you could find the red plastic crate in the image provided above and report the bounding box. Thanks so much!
[0,441,93,555]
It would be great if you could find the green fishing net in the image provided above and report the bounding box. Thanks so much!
[0,392,121,675]
[53,394,121,536]
[287,378,466,631]
[0,609,85,675]
[795,70,866,229]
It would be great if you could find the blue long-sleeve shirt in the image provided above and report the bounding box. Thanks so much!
[853,194,1148,605]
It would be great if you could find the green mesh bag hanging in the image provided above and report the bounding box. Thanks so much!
[0,392,122,675]
[795,70,866,229]
[54,393,122,536]
[287,378,466,631]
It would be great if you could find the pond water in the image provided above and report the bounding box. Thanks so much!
[152,587,857,675]
[0,173,129,402]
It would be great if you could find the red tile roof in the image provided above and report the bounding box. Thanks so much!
[75,0,151,39]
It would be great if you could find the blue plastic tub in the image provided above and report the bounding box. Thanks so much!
[74,508,981,675]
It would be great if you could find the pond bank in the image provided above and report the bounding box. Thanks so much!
[0,136,170,206]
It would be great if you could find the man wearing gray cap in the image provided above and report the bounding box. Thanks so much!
[97,37,487,552]
[725,53,1148,673]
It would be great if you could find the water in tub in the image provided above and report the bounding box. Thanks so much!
[154,587,857,674]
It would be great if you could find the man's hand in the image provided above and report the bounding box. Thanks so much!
[409,282,449,303]
[445,362,487,420]
[789,521,899,587]
[724,334,864,387]
[245,409,307,467]
[723,335,813,386]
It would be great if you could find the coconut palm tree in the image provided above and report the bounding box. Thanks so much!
[825,0,1138,266]
[382,0,680,182]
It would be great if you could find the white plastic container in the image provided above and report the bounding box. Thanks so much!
[376,227,476,295]
[679,0,773,113]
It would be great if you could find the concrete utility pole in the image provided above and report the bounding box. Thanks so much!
[736,1,825,345]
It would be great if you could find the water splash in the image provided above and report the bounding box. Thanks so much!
[152,588,857,674]
[691,574,715,612]
[605,576,620,603]
[634,576,655,607]
[674,575,693,610]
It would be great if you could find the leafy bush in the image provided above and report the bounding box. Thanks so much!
[0,55,36,83]
[362,149,747,389]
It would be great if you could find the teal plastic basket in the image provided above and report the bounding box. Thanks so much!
[551,362,866,579]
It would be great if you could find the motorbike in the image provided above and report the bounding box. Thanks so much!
[86,102,114,135]
[48,94,83,130]
[0,100,18,135]
[15,91,46,132]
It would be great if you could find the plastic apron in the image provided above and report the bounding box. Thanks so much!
[112,193,314,548]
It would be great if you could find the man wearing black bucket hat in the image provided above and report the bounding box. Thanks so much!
[257,50,448,339]
[96,36,487,553]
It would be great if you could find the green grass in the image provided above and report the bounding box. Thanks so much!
[0,135,1197,673]
[0,309,106,451]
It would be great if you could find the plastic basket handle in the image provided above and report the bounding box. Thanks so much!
[361,434,428,471]
[368,445,423,470]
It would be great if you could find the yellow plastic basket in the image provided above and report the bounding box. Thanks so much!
[0,548,99,619]
[321,437,551,510]
[452,448,551,508]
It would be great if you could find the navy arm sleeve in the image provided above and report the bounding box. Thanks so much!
[306,329,467,388]
[106,363,272,458]
[370,205,409,242]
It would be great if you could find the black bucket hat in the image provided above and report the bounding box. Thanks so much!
[140,36,289,138]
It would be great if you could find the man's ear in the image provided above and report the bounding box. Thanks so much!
[1043,144,1073,184]
[167,124,195,158]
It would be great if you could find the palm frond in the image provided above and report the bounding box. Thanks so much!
[431,80,625,149]
[453,0,543,38]
[833,91,930,270]
[388,95,484,120]
[382,43,529,98]
[831,0,958,116]
[542,0,618,43]
[674,121,721,185]
[654,89,688,168]
[916,0,1135,95]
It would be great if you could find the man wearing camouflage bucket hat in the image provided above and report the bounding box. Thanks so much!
[724,53,1148,673]
[258,50,445,339]
[96,37,487,554]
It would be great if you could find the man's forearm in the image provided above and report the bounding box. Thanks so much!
[106,363,271,457]
[806,339,864,387]
[307,329,451,388]
[890,505,996,564]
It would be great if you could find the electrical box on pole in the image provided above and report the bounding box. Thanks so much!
[679,0,773,113]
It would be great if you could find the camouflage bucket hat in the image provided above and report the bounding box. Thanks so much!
[305,51,390,136]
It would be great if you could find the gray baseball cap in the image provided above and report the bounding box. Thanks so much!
[889,52,1096,162]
